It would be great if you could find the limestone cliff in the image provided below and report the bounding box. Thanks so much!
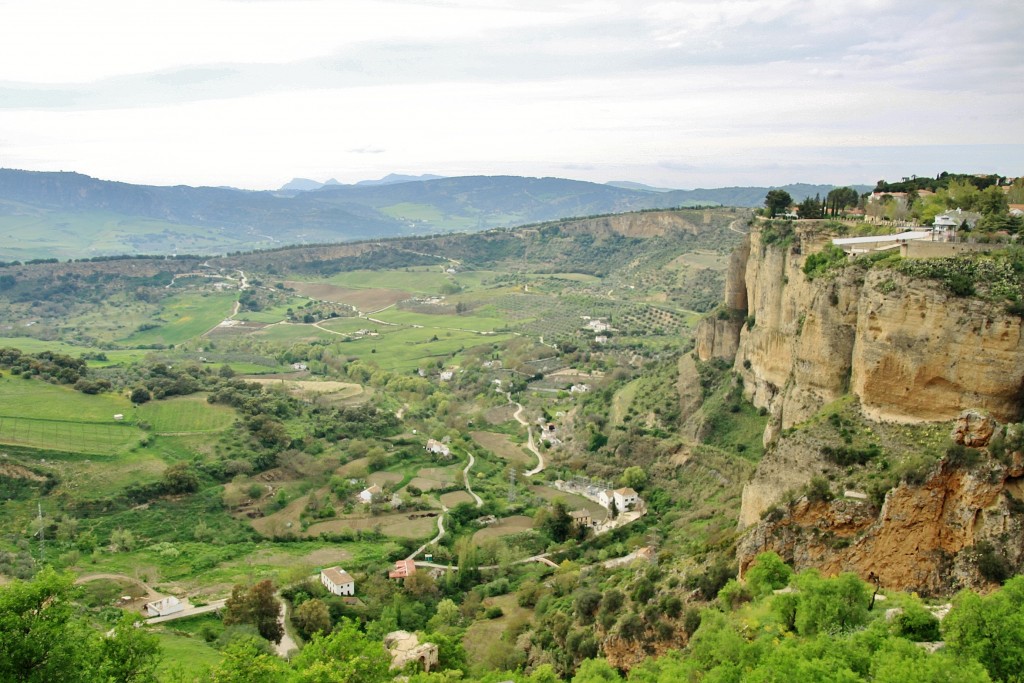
[694,238,750,362]
[698,223,1024,435]
[695,223,1024,592]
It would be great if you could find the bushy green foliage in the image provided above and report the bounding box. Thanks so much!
[892,602,941,642]
[746,552,794,596]
[896,251,1024,301]
[0,568,161,682]
[943,576,1024,682]
[803,245,848,280]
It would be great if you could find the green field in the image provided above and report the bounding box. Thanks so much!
[0,375,131,420]
[0,378,234,453]
[135,395,237,433]
[154,631,223,681]
[120,292,237,346]
[324,268,452,294]
[0,376,142,453]
[0,337,149,366]
[370,308,511,333]
[315,325,515,372]
[0,416,142,454]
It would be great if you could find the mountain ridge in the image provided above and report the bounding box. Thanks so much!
[0,168,868,260]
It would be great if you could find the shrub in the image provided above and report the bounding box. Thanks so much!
[746,552,793,596]
[975,541,1012,584]
[484,606,504,619]
[806,476,833,503]
[945,443,982,469]
[893,602,941,642]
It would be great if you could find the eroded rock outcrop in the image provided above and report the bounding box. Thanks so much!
[738,451,1024,595]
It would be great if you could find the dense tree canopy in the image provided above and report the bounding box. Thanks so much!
[764,190,793,218]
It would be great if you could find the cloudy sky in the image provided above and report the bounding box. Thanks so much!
[0,0,1020,190]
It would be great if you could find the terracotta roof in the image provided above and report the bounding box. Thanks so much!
[389,559,417,579]
[615,487,638,497]
[321,566,354,585]
[569,509,591,518]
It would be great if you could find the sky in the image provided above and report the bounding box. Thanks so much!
[0,0,1021,191]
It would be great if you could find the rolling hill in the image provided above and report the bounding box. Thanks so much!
[0,168,863,260]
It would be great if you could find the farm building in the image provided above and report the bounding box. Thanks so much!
[320,567,355,596]
[614,487,640,511]
[570,509,593,528]
[425,439,451,457]
[389,559,417,580]
[144,596,184,617]
[359,484,382,503]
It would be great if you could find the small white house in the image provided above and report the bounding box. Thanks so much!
[144,596,184,618]
[359,484,382,504]
[597,489,613,508]
[613,487,640,511]
[439,371,454,381]
[321,567,355,596]
[425,439,451,457]
[570,383,590,394]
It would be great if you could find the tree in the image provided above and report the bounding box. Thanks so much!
[130,386,151,404]
[746,552,793,596]
[943,576,1024,683]
[0,567,162,682]
[292,598,331,640]
[826,187,860,217]
[208,635,288,683]
[288,618,390,683]
[571,658,623,683]
[96,612,161,683]
[162,462,199,494]
[223,580,283,644]
[620,466,647,491]
[797,193,824,219]
[765,190,793,218]
[542,501,573,543]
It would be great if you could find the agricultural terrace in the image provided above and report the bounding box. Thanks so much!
[0,376,142,454]
[120,292,237,346]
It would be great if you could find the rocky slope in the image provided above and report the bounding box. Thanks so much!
[695,222,1024,592]
[737,414,1024,594]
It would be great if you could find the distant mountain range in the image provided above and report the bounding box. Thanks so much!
[0,168,868,260]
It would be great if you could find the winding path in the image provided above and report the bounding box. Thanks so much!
[513,402,545,476]
[406,506,447,561]
[405,448,483,560]
[462,452,483,508]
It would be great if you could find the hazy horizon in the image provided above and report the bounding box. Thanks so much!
[1,1,1020,191]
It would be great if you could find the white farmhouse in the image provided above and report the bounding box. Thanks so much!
[613,487,640,511]
[359,484,382,503]
[425,439,451,457]
[320,567,355,596]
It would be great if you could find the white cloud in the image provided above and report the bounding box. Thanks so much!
[0,0,1020,188]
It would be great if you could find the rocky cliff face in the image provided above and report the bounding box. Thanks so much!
[737,446,1024,595]
[697,225,1024,435]
[695,224,1024,592]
